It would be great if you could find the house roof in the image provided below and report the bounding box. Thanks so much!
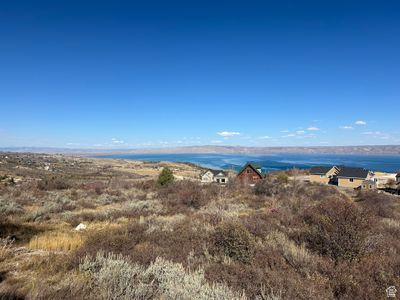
[337,167,370,179]
[396,173,400,178]
[202,169,227,177]
[309,166,335,175]
[237,162,263,177]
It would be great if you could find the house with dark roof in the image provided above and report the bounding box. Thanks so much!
[309,166,340,185]
[200,169,228,184]
[336,167,371,189]
[237,162,263,184]
[396,172,400,184]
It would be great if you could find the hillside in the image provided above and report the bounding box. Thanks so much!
[0,153,399,299]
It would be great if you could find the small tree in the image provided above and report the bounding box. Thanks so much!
[158,167,174,186]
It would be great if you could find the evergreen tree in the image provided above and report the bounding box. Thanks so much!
[158,167,174,186]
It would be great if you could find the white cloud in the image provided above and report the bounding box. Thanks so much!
[355,120,367,125]
[362,131,382,135]
[111,138,124,144]
[307,127,319,131]
[282,134,296,138]
[258,135,271,139]
[296,130,305,135]
[340,126,354,130]
[280,130,289,133]
[217,131,241,137]
[210,140,223,144]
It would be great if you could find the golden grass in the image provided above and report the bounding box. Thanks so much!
[28,231,86,251]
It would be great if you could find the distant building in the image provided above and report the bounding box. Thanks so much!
[309,166,340,185]
[369,171,397,188]
[361,179,376,190]
[336,167,371,188]
[200,169,228,184]
[237,162,263,184]
[396,172,400,184]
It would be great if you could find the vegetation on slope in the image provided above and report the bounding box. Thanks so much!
[0,153,399,299]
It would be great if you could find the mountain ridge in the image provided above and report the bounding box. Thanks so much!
[1,145,400,155]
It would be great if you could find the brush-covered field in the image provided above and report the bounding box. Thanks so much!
[0,153,399,300]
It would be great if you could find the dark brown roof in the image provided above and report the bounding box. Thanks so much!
[337,167,369,179]
[309,166,335,175]
[237,162,263,177]
[396,173,400,178]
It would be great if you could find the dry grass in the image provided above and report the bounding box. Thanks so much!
[28,231,86,251]
[0,238,14,263]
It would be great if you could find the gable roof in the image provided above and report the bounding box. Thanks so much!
[202,169,227,177]
[238,162,263,177]
[337,167,370,179]
[309,166,336,175]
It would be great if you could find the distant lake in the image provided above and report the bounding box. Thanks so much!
[95,153,400,173]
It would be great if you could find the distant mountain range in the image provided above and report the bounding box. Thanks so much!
[1,145,400,155]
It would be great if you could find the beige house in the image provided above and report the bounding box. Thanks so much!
[396,173,400,184]
[309,166,340,185]
[337,167,371,189]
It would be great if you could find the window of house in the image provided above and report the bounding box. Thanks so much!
[247,169,251,173]
[349,178,354,182]
[221,178,225,183]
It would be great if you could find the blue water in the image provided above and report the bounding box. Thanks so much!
[95,153,400,173]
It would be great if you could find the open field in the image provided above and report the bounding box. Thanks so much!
[0,153,399,299]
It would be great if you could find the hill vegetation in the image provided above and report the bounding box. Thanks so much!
[0,153,399,299]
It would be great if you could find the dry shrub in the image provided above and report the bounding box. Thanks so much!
[241,213,276,239]
[29,231,86,251]
[254,177,283,196]
[76,222,146,259]
[356,190,399,218]
[328,254,400,300]
[0,220,42,244]
[37,176,71,190]
[211,221,255,263]
[264,231,318,271]
[303,198,374,262]
[79,252,244,300]
[0,198,24,215]
[159,180,215,211]
[139,217,211,264]
[27,273,90,300]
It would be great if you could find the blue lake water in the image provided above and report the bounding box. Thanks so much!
[95,153,400,173]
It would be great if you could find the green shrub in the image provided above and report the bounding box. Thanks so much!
[211,221,255,263]
[158,167,174,186]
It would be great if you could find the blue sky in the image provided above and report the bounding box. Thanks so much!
[0,0,399,148]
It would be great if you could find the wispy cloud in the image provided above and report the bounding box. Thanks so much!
[307,127,319,131]
[355,120,367,125]
[111,138,124,144]
[217,131,241,137]
[296,130,305,135]
[340,125,354,130]
[280,130,289,133]
[210,140,223,144]
[258,135,271,139]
